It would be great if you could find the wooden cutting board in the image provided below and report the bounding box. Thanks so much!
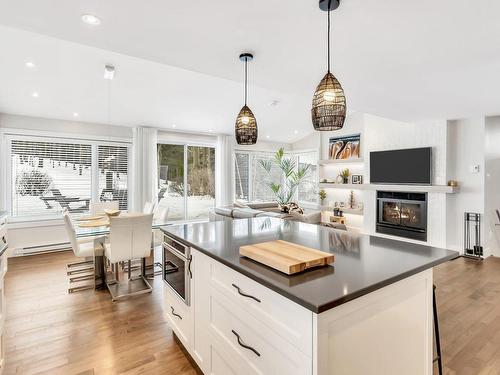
[240,240,334,275]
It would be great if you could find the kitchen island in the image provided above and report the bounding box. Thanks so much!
[161,217,457,375]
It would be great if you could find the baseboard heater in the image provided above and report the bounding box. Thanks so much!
[14,242,71,256]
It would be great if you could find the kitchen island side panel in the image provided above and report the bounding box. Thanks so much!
[313,268,433,375]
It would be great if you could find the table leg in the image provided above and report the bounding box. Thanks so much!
[93,238,105,290]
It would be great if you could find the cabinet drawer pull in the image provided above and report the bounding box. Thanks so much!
[171,306,182,320]
[231,284,261,303]
[232,330,260,357]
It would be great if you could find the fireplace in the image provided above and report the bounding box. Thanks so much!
[376,191,427,241]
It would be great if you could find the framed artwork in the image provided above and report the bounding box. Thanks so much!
[352,175,363,184]
[329,134,361,160]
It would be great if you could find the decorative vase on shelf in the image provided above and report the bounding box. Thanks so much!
[339,168,350,184]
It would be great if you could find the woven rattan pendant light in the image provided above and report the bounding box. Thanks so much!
[311,0,346,131]
[235,53,258,145]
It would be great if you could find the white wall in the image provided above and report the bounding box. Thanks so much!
[291,132,320,151]
[446,118,485,253]
[0,113,133,139]
[235,139,291,153]
[484,116,500,256]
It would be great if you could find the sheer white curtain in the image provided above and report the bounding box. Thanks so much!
[216,135,235,207]
[131,127,158,211]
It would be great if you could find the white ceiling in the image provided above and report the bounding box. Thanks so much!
[0,0,499,142]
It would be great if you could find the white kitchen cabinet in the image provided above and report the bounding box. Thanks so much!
[165,246,433,375]
[191,249,312,375]
[163,283,192,348]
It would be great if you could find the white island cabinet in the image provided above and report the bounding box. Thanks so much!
[163,247,434,375]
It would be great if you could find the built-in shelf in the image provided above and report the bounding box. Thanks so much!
[319,183,458,194]
[319,206,364,215]
[318,158,364,165]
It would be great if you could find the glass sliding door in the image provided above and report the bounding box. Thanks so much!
[157,144,185,220]
[187,146,215,220]
[157,143,215,221]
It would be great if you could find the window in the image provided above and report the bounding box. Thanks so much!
[234,151,283,203]
[157,143,215,221]
[98,145,129,210]
[251,153,282,202]
[234,153,249,201]
[7,136,130,219]
[234,149,318,205]
[297,151,318,204]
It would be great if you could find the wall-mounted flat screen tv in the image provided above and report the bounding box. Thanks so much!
[370,147,432,185]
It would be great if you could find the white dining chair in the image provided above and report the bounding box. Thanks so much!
[143,201,155,214]
[90,201,119,215]
[148,205,170,276]
[155,205,169,222]
[63,213,101,293]
[104,213,154,301]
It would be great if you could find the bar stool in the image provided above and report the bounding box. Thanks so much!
[433,284,443,375]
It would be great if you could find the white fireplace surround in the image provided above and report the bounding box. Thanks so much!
[316,113,457,249]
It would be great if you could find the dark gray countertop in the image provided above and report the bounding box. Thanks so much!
[161,217,458,313]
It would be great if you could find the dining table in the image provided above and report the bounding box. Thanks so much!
[74,212,170,289]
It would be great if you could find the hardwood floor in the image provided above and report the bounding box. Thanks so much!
[4,251,200,375]
[4,251,500,374]
[434,256,500,375]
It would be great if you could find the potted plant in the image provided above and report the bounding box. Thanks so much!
[339,168,350,184]
[318,189,327,206]
[259,148,311,212]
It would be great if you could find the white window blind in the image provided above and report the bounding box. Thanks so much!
[251,152,282,202]
[98,145,129,210]
[297,151,318,204]
[234,151,282,203]
[234,150,317,205]
[234,153,249,201]
[10,140,92,218]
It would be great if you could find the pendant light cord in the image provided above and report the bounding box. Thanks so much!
[244,58,248,106]
[327,0,331,73]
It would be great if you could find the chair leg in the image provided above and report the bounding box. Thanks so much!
[68,284,94,293]
[67,259,94,293]
[433,285,443,375]
[69,274,95,283]
[105,258,153,301]
[67,266,94,276]
[67,259,93,268]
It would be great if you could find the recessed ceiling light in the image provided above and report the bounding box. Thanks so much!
[209,129,213,133]
[266,135,270,139]
[81,14,101,26]
[294,130,299,134]
[73,112,79,117]
[25,62,36,68]
[172,124,177,128]
[32,92,39,98]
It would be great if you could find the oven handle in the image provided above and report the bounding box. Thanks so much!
[188,255,192,279]
[164,260,179,274]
